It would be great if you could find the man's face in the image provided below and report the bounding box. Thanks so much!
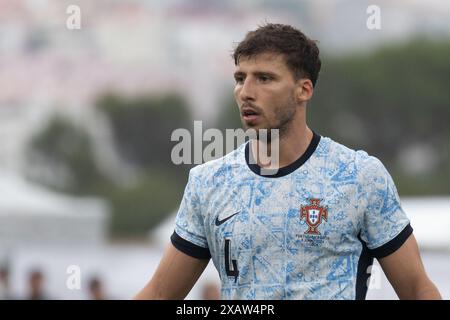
[234,52,299,137]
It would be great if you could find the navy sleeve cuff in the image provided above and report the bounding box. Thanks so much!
[369,223,413,259]
[170,231,211,260]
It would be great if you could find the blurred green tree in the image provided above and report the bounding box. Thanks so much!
[26,92,194,238]
[96,93,191,172]
[26,115,110,195]
[95,92,193,237]
[215,88,242,132]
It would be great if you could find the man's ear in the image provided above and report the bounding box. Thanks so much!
[295,79,314,103]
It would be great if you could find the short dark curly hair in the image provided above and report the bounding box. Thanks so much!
[233,23,321,87]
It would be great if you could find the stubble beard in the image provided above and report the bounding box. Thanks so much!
[244,93,297,144]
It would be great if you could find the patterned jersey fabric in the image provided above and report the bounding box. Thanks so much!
[171,132,412,300]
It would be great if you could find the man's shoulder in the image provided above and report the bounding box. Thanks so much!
[189,142,246,181]
[322,135,387,177]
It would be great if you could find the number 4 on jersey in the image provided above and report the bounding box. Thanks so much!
[224,239,239,283]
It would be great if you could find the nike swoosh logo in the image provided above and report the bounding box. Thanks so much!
[215,211,240,226]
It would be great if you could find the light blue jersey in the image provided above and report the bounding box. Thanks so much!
[171,132,412,300]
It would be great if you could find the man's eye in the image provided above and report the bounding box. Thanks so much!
[259,76,271,82]
[235,77,244,84]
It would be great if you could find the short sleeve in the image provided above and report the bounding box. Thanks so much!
[357,152,413,258]
[171,168,211,259]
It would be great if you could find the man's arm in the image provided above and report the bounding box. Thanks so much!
[134,243,209,300]
[378,234,441,300]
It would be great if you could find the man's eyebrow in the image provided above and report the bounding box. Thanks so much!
[234,71,278,78]
[253,71,278,78]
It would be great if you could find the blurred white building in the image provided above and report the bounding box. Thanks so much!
[0,170,109,250]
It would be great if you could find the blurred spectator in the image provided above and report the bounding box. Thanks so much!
[201,282,220,300]
[26,269,50,300]
[0,266,15,300]
[87,276,109,300]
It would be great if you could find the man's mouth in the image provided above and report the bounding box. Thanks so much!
[241,106,261,123]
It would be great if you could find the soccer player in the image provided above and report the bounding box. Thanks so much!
[135,24,441,300]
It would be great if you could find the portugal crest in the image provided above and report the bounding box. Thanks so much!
[300,198,328,235]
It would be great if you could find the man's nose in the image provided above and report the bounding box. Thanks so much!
[239,78,256,102]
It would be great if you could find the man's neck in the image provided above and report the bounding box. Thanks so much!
[251,124,313,170]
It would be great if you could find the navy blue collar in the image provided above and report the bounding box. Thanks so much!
[245,131,321,178]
